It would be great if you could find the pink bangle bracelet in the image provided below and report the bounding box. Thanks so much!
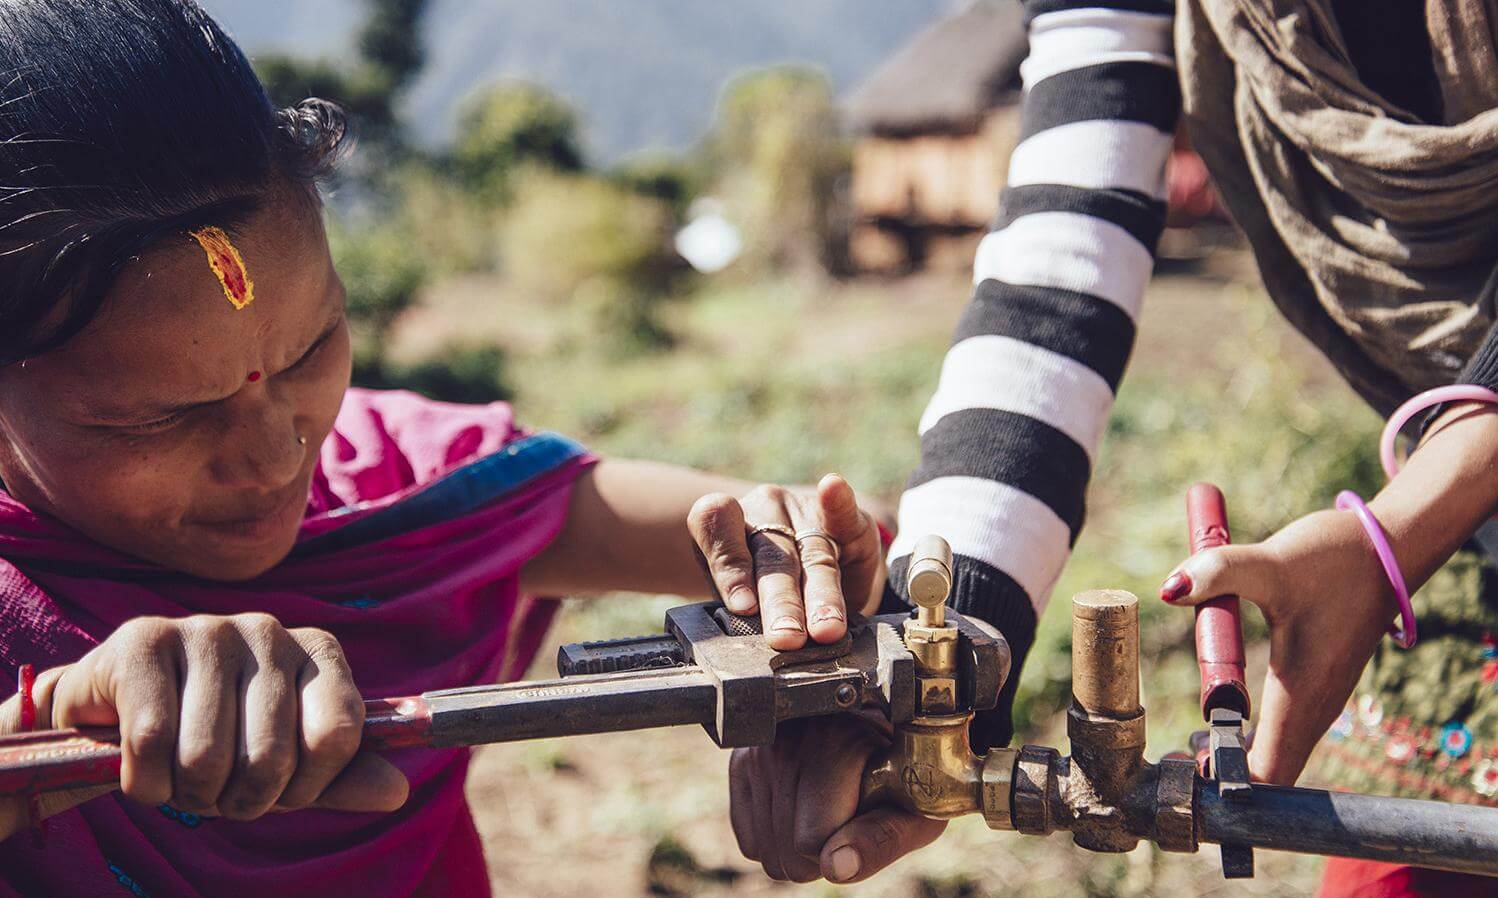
[1335,491,1416,649]
[1380,384,1498,479]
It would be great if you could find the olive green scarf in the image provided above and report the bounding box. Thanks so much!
[1178,0,1498,413]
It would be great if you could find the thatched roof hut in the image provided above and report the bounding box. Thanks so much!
[844,1,1028,272]
[846,0,1028,137]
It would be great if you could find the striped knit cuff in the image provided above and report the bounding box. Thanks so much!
[1415,320,1498,441]
[1461,324,1498,394]
[881,554,1039,752]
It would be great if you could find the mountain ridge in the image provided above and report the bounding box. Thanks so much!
[199,0,958,161]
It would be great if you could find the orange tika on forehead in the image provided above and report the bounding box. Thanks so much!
[189,226,256,310]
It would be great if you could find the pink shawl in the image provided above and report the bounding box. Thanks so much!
[0,388,595,897]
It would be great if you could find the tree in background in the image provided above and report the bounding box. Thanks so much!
[257,0,430,159]
[706,66,849,277]
[357,0,427,94]
[501,172,681,356]
[256,0,518,399]
[451,83,585,203]
[255,0,436,351]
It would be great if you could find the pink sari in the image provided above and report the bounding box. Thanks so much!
[0,388,595,897]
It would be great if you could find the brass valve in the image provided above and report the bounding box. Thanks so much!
[907,533,954,628]
[862,535,1017,827]
[903,535,960,709]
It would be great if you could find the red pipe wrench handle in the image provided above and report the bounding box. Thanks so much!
[1187,483,1251,720]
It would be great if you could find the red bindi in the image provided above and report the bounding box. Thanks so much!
[247,370,262,383]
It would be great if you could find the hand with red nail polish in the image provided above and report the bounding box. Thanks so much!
[1158,571,1192,603]
[1158,508,1402,785]
[687,474,887,650]
[1156,408,1498,785]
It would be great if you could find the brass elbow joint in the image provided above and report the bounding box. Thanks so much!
[862,715,983,819]
[861,711,1023,827]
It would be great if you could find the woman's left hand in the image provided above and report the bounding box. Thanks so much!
[1159,509,1396,784]
[688,474,886,650]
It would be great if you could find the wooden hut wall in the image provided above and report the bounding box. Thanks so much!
[851,105,1020,229]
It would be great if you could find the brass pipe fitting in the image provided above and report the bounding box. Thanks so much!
[861,535,1016,824]
[1070,590,1141,718]
[863,587,1196,853]
[1064,590,1149,851]
[862,714,982,819]
[859,570,1498,874]
[860,713,1023,826]
[907,534,953,629]
[1007,591,1195,853]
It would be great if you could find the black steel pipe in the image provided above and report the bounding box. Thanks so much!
[1198,782,1498,876]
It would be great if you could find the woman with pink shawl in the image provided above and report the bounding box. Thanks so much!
[0,2,903,894]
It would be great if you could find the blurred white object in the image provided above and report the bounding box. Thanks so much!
[675,198,742,274]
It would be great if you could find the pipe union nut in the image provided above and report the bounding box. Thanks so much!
[981,748,1020,830]
[1013,744,1061,835]
[1153,756,1198,853]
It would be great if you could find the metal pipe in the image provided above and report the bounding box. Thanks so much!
[1198,783,1498,876]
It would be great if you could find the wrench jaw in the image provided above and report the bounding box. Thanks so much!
[1205,707,1255,878]
[555,599,1009,750]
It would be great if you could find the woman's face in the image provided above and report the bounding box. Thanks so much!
[0,185,351,581]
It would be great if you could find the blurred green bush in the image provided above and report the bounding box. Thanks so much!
[501,171,683,355]
[260,15,869,393]
[607,152,705,221]
[705,66,849,276]
[329,219,513,402]
[352,344,512,404]
[328,220,427,361]
[452,82,585,203]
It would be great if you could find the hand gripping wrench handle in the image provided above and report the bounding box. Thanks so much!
[1187,482,1251,720]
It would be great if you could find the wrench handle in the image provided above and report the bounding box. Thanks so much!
[1187,483,1251,719]
[0,696,433,797]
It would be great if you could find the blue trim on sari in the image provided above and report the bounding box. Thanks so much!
[292,431,589,559]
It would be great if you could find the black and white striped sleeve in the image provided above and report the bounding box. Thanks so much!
[882,0,1179,750]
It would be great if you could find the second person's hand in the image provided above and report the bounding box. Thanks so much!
[1158,509,1396,784]
[688,473,886,650]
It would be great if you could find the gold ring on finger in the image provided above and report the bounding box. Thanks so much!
[794,528,840,563]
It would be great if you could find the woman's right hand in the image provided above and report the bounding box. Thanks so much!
[1,613,409,840]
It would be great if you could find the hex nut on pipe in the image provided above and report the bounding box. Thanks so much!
[981,747,1020,830]
[1153,757,1199,853]
[1012,744,1060,835]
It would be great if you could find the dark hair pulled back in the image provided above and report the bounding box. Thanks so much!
[0,0,349,366]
